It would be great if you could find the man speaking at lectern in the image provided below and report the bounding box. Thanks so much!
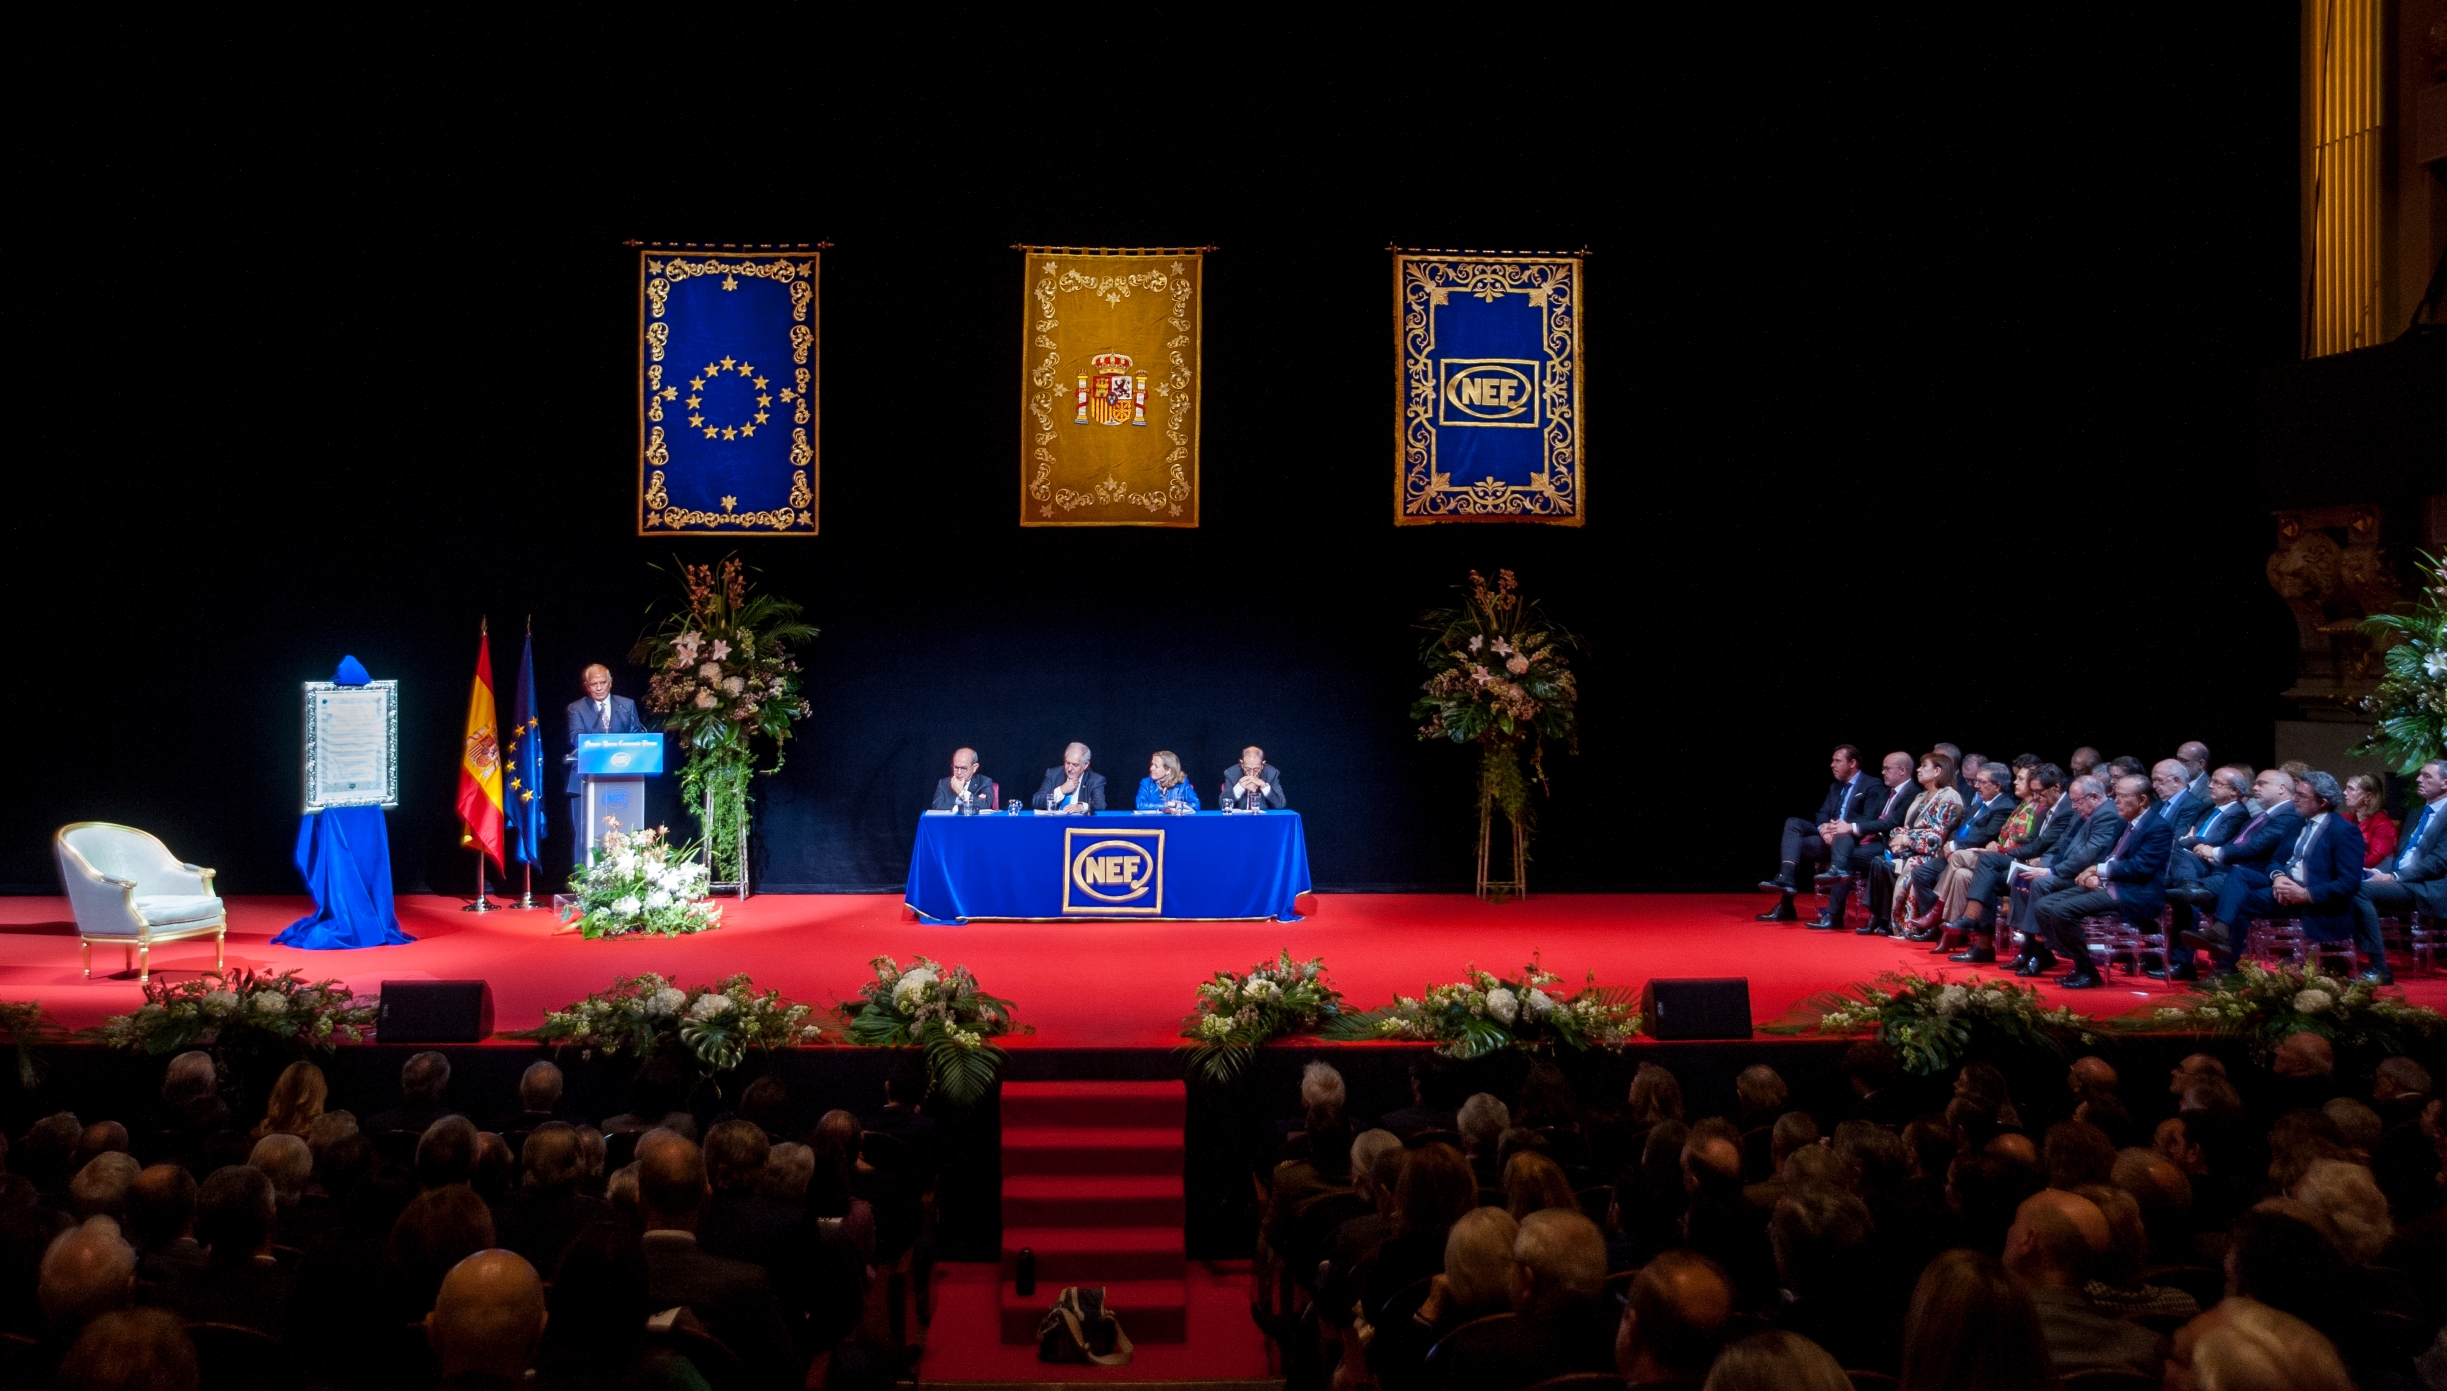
[566,664,646,837]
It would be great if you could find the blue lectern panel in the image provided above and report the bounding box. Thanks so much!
[576,734,664,775]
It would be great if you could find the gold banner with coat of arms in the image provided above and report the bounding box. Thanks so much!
[1020,249,1202,527]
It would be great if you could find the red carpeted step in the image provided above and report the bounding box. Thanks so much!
[999,1079,1188,1129]
[1000,1225,1184,1282]
[1002,1174,1185,1228]
[1000,1125,1183,1175]
[997,1276,1189,1343]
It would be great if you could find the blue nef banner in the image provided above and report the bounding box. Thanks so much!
[638,248,819,535]
[1394,253,1584,525]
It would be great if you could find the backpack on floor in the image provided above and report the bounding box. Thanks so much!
[1036,1285,1134,1365]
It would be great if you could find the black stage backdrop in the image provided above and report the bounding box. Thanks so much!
[4,12,2309,896]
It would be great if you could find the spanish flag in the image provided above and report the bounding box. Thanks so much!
[456,622,505,870]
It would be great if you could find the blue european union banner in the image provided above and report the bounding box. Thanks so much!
[507,630,546,864]
[1394,253,1584,525]
[637,247,820,535]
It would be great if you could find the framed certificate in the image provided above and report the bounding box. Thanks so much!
[303,681,400,811]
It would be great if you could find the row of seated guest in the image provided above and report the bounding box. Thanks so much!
[1248,1042,2447,1391]
[929,742,1290,814]
[0,1048,946,1391]
[1759,742,2447,991]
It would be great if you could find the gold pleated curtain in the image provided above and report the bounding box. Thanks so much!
[2305,0,2384,358]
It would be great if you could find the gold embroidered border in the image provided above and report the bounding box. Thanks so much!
[636,249,820,535]
[1392,253,1585,527]
[1020,251,1202,528]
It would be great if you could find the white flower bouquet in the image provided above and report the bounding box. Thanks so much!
[512,972,821,1073]
[1772,971,2094,1076]
[1325,956,1642,1058]
[2133,960,2447,1058]
[562,825,720,939]
[1178,951,1347,1085]
[90,969,375,1055]
[837,956,1028,1106]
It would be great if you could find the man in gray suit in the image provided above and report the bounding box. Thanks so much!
[2010,775,2121,976]
[565,664,646,839]
[931,748,996,811]
[1221,746,1288,811]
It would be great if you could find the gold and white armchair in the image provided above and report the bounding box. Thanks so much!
[54,822,227,981]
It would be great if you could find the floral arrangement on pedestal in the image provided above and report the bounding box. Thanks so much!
[562,826,720,939]
[1412,569,1578,896]
[1179,952,1347,1085]
[632,556,817,885]
[1770,973,2095,1076]
[836,956,1028,1107]
[512,973,822,1073]
[1324,957,1642,1058]
[2129,961,2447,1058]
[2355,550,2447,774]
[0,1001,60,1088]
[88,970,376,1056]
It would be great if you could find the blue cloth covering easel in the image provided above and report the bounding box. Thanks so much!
[271,656,414,950]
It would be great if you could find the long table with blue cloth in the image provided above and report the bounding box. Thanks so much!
[903,809,1314,923]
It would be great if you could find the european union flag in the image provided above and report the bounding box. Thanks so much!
[1395,253,1584,525]
[508,628,546,865]
[638,248,819,535]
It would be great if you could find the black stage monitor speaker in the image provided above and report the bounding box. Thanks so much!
[1643,978,1752,1040]
[379,980,495,1043]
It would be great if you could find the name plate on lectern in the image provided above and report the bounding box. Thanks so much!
[576,734,663,775]
[303,681,400,811]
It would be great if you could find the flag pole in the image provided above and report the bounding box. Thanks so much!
[519,863,534,911]
[465,851,493,913]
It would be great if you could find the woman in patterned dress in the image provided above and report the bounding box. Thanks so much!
[1887,752,1964,932]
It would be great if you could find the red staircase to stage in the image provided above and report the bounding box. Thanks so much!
[997,1080,1191,1344]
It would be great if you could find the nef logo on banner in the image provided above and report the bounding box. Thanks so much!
[1062,828,1165,915]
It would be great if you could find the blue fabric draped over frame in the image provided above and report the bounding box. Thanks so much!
[272,657,413,950]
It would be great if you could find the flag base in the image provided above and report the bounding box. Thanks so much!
[462,854,495,913]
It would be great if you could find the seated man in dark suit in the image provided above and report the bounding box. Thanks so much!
[2160,767,2304,977]
[493,1124,610,1277]
[1804,751,1916,932]
[930,747,995,811]
[696,1120,799,1274]
[2187,771,2369,978]
[2008,776,2123,976]
[1032,742,1106,814]
[2170,765,2254,883]
[2033,775,2174,990]
[1423,1209,1620,1391]
[1945,763,2071,962]
[1220,745,1289,811]
[1758,744,1884,923]
[2150,759,2212,839]
[366,1051,463,1137]
[163,1165,292,1335]
[1614,1250,1735,1390]
[488,1061,569,1137]
[2354,758,2447,967]
[636,1131,796,1387]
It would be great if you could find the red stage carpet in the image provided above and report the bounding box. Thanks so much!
[8,891,2439,1042]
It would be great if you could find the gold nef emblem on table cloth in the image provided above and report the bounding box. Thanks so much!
[1062,828,1165,915]
[1074,353,1149,427]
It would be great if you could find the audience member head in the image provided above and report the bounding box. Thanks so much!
[2068,1054,2117,1095]
[2151,758,2191,804]
[2001,1187,2107,1288]
[1515,1058,1577,1124]
[1456,1093,1509,1155]
[195,1165,275,1266]
[388,1184,497,1305]
[2228,1201,2351,1329]
[1703,1329,1851,1391]
[1733,1064,1787,1119]
[1781,1145,1846,1191]
[813,1108,861,1161]
[1954,1061,2014,1120]
[1509,1207,1604,1314]
[1918,750,1957,790]
[2267,1110,2347,1192]
[40,1219,136,1334]
[575,1126,605,1184]
[2155,1116,2209,1175]
[162,1051,217,1108]
[1617,1249,1734,1385]
[2171,1297,2351,1391]
[1879,750,1914,786]
[2291,1158,2390,1264]
[2111,1147,2193,1261]
[520,1122,582,1191]
[54,1308,197,1391]
[517,1060,564,1115]
[2073,1183,2148,1288]
[304,1110,360,1158]
[604,1163,639,1218]
[1440,1206,1521,1317]
[1947,1149,2045,1255]
[2320,1097,2380,1155]
[1901,1115,1956,1182]
[1503,1150,1576,1221]
[1628,1063,1687,1126]
[803,1131,854,1219]
[2344,772,2385,821]
[2176,740,2212,776]
[1682,1134,1742,1200]
[20,1113,83,1191]
[2209,765,2252,804]
[1350,1129,1402,1207]
[70,1152,140,1221]
[258,1061,327,1138]
[2042,1120,2116,1190]
[883,1055,929,1109]
[636,1132,709,1231]
[426,1249,547,1383]
[2295,770,2341,815]
[762,1142,813,1202]
[125,1164,197,1253]
[1391,1142,1476,1237]
[703,1119,770,1196]
[2374,1055,2432,1104]
[1898,1248,2050,1391]
[470,1132,513,1204]
[316,1132,372,1209]
[1842,1039,1901,1098]
[1832,1120,1905,1193]
[1299,1060,1345,1118]
[1769,1110,1818,1170]
[245,1134,311,1207]
[73,1121,129,1170]
[400,1050,452,1106]
[540,1222,651,1366]
[1770,1182,1873,1299]
[738,1075,791,1139]
[1408,1052,1459,1111]
[2069,746,2101,775]
[416,1115,479,1190]
[2026,762,2066,801]
[1304,1106,1354,1182]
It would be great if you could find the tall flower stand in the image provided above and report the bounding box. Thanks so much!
[1477,796,1527,901]
[703,783,753,901]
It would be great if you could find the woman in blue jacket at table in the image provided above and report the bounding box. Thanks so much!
[1136,751,1202,814]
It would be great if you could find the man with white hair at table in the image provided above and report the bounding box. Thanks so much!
[1033,742,1106,814]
